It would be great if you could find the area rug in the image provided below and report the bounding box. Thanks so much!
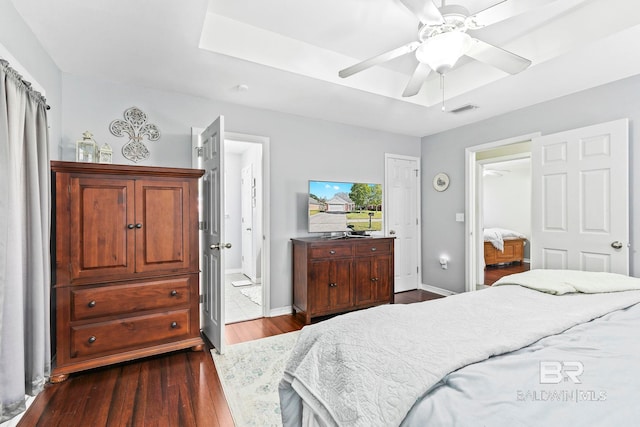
[239,286,262,305]
[232,279,253,287]
[212,331,300,427]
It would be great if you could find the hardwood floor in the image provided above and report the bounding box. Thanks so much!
[484,262,530,285]
[18,290,441,427]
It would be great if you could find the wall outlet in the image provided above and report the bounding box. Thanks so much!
[455,213,464,222]
[439,257,448,269]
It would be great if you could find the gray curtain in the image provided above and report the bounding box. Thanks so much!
[0,59,51,422]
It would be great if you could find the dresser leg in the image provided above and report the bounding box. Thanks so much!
[50,373,69,383]
[190,344,204,352]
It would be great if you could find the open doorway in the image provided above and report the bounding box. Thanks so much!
[465,133,540,292]
[224,139,264,323]
[479,156,531,287]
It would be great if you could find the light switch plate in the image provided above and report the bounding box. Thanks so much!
[456,213,464,222]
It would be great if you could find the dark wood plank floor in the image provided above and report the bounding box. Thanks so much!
[18,290,442,427]
[484,262,530,285]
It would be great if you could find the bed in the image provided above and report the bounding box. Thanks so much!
[484,227,527,265]
[279,270,640,427]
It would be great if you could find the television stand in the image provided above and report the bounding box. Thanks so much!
[291,236,395,324]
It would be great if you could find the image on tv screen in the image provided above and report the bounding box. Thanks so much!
[308,181,382,233]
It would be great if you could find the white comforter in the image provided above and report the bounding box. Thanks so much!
[483,227,526,251]
[280,273,640,427]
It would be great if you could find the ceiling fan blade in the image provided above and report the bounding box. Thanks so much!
[339,41,421,78]
[465,39,531,74]
[467,0,558,28]
[402,63,431,97]
[398,0,444,25]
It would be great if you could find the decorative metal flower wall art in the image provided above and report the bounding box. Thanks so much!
[109,107,160,163]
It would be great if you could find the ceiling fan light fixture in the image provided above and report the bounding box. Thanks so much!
[415,31,472,74]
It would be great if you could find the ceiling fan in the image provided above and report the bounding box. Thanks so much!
[339,0,556,98]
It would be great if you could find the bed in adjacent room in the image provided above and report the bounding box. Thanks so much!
[279,270,640,427]
[484,227,527,265]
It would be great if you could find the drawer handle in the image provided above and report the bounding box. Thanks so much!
[87,300,96,308]
[371,247,377,252]
[329,250,336,255]
[127,224,135,229]
[171,321,178,328]
[170,290,178,297]
[135,223,143,229]
[329,283,337,288]
[88,336,96,344]
[371,277,379,282]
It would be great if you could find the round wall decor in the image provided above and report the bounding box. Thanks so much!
[433,172,450,192]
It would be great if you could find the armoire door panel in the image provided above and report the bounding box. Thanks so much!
[70,177,135,280]
[135,180,191,273]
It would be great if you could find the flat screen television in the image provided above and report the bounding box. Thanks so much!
[308,180,382,234]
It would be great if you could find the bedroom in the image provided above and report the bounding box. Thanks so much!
[2,0,640,425]
[480,154,531,285]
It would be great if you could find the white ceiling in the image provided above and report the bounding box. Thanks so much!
[11,0,640,137]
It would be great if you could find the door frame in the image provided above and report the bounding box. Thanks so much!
[192,128,271,318]
[384,153,421,292]
[464,132,540,293]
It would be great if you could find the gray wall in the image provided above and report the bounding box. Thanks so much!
[0,0,62,158]
[422,74,640,293]
[61,74,421,311]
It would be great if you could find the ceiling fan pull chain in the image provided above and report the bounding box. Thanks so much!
[441,74,445,111]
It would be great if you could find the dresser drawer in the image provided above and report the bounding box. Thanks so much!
[354,240,392,256]
[309,244,353,259]
[71,277,191,321]
[70,309,191,358]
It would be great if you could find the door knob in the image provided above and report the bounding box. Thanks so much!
[611,241,623,249]
[210,243,232,250]
[389,230,396,235]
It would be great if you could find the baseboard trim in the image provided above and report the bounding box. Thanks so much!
[523,258,531,264]
[225,268,242,275]
[269,306,292,317]
[419,283,457,296]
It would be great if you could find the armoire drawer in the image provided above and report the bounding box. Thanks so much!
[70,309,191,358]
[70,277,191,321]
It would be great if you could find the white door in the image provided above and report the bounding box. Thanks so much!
[241,164,255,281]
[531,118,629,273]
[385,154,420,292]
[199,116,229,354]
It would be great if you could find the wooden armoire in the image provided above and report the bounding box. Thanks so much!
[50,161,204,382]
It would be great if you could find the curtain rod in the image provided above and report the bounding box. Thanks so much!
[0,58,51,110]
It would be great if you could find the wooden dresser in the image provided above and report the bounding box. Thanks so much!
[291,237,395,324]
[484,238,525,266]
[50,161,204,382]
